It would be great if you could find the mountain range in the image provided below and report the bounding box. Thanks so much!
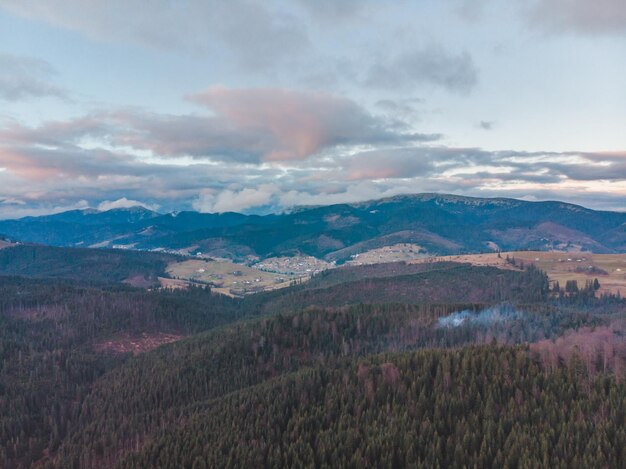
[1,193,625,262]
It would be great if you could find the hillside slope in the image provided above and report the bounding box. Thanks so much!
[119,346,626,469]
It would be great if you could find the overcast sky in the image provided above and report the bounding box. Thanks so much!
[0,0,625,218]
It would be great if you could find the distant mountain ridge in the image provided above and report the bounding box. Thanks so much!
[1,193,625,261]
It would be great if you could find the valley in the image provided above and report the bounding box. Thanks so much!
[165,258,295,296]
[162,248,626,298]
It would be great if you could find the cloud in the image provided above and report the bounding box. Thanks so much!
[0,53,66,101]
[0,1,484,95]
[0,1,624,218]
[0,87,435,165]
[294,0,369,21]
[277,181,413,209]
[529,0,626,35]
[0,199,90,220]
[192,181,419,214]
[193,184,278,213]
[365,45,478,94]
[189,147,626,213]
[1,97,625,218]
[453,0,490,22]
[452,0,626,35]
[97,198,160,212]
[2,107,624,192]
[344,148,436,180]
[0,0,309,70]
[375,98,423,120]
[187,86,437,161]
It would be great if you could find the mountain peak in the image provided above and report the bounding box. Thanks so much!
[350,192,523,209]
[102,206,160,215]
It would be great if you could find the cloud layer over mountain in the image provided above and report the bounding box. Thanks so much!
[0,0,624,218]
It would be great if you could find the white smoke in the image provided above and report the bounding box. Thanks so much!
[437,305,524,328]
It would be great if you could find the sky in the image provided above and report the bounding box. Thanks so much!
[0,0,625,219]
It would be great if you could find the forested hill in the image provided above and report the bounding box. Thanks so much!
[0,244,178,285]
[50,296,624,468]
[251,262,550,313]
[1,193,625,261]
[121,346,626,469]
[0,253,624,467]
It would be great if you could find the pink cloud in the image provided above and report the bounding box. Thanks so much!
[188,86,408,161]
[1,88,433,167]
[347,166,400,180]
[530,0,626,35]
[0,148,61,180]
